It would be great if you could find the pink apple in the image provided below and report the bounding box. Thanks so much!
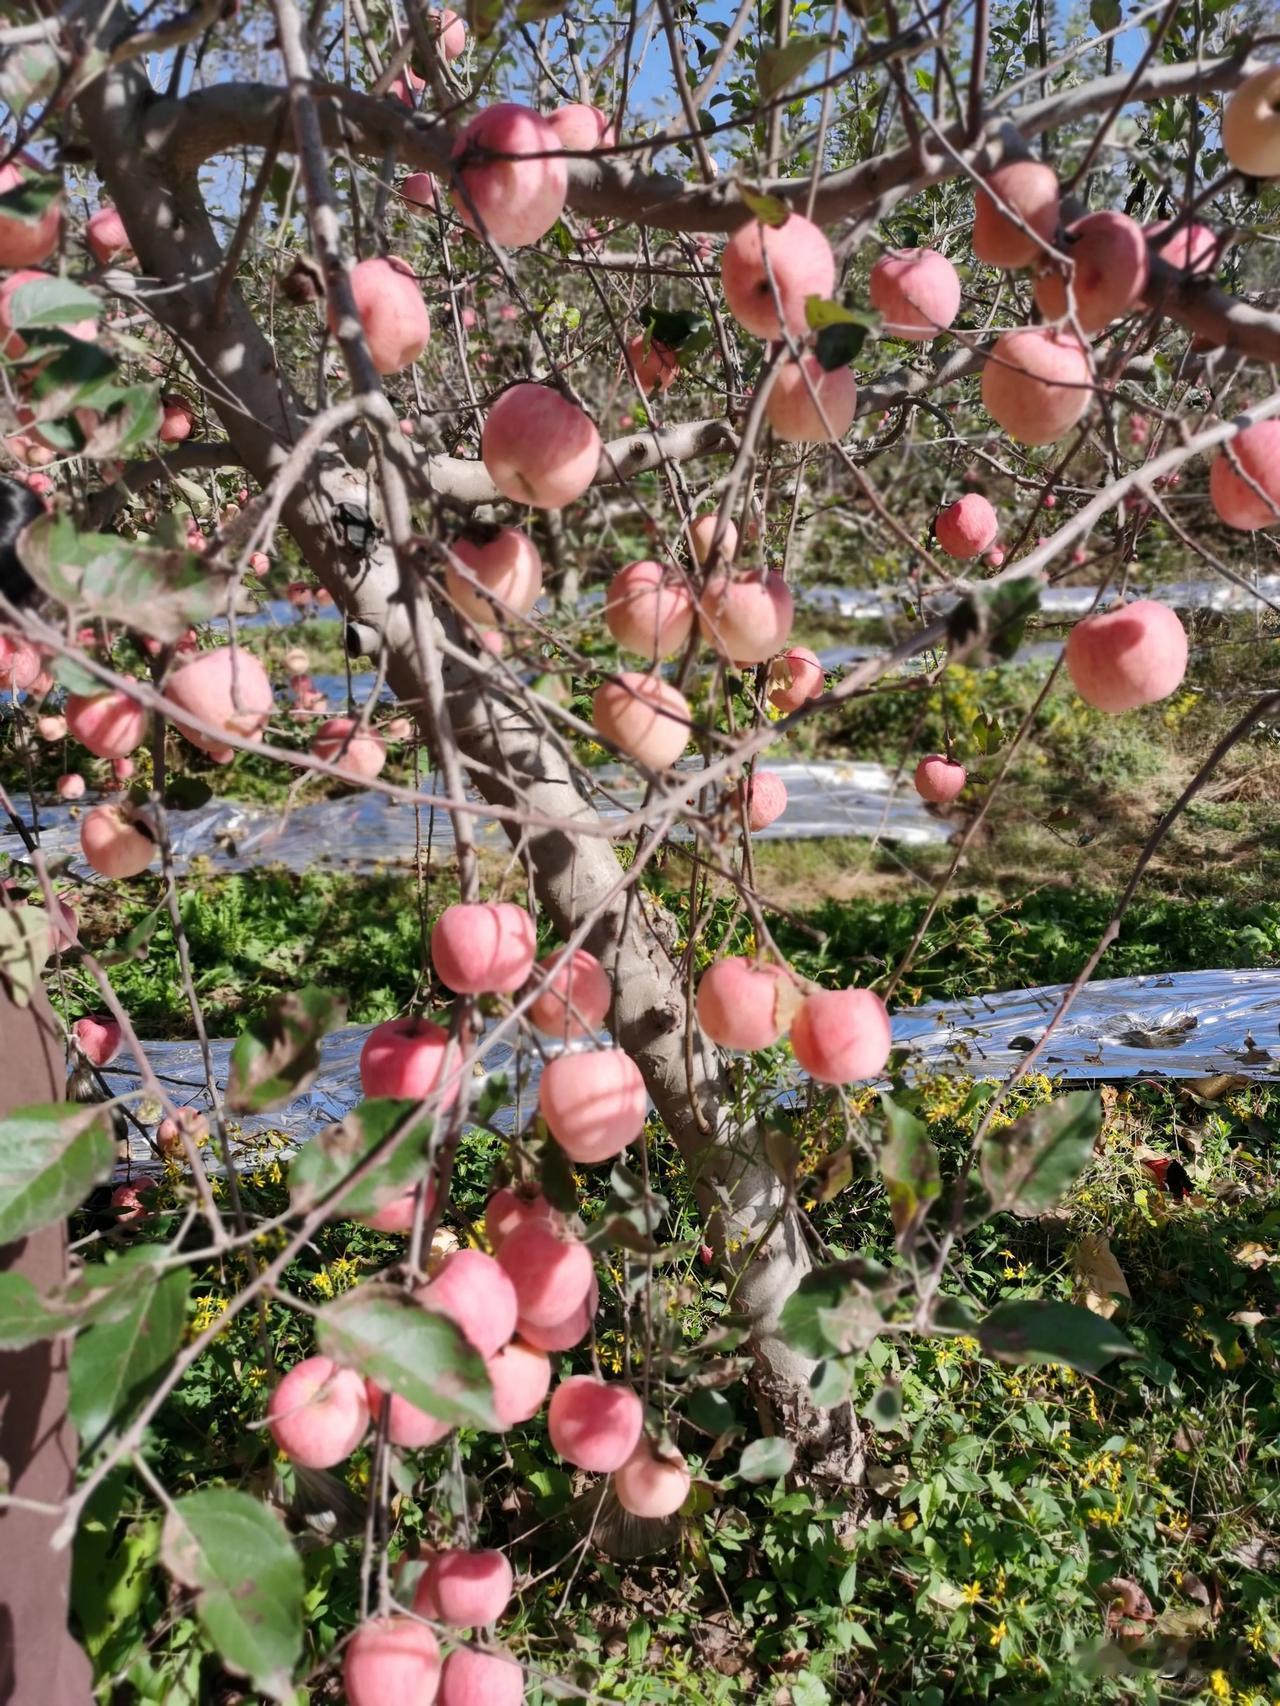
[527,947,612,1038]
[387,65,426,108]
[439,1647,524,1706]
[972,159,1060,267]
[337,256,430,375]
[451,104,568,247]
[733,769,787,831]
[344,1617,441,1706]
[416,1248,518,1358]
[604,560,695,659]
[697,571,794,664]
[414,1548,513,1628]
[689,513,738,567]
[625,332,678,395]
[548,103,616,151]
[721,212,835,339]
[86,205,131,266]
[1209,420,1280,529]
[430,901,535,995]
[0,161,60,269]
[591,673,691,769]
[0,268,97,358]
[73,1013,122,1067]
[358,1015,461,1107]
[768,646,824,712]
[765,355,858,443]
[311,717,387,779]
[981,328,1092,445]
[914,755,966,803]
[159,397,194,443]
[358,1177,435,1235]
[80,805,156,878]
[696,958,798,1051]
[35,713,65,741]
[481,384,600,507]
[1031,210,1148,333]
[402,172,438,213]
[613,1437,691,1517]
[547,1374,643,1472]
[366,1377,452,1450]
[538,1047,647,1162]
[1064,599,1188,712]
[165,645,273,762]
[496,1221,594,1329]
[485,1187,558,1251]
[267,1356,369,1467]
[1223,64,1280,177]
[56,772,86,801]
[485,1338,552,1428]
[516,1276,597,1351]
[790,987,892,1084]
[935,493,998,559]
[868,248,961,340]
[1146,219,1220,275]
[429,7,466,59]
[445,528,543,624]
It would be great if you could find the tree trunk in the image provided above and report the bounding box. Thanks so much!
[74,66,817,1393]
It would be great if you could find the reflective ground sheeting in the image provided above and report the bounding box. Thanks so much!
[2,758,952,877]
[103,968,1279,1175]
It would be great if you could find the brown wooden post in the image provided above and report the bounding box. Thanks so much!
[0,982,94,1704]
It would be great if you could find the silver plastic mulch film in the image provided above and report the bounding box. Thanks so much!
[101,968,1279,1177]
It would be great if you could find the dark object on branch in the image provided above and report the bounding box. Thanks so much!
[0,476,45,612]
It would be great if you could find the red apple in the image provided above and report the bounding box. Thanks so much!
[538,1048,647,1162]
[267,1356,369,1467]
[1064,599,1188,712]
[451,104,568,248]
[481,384,600,508]
[868,248,961,340]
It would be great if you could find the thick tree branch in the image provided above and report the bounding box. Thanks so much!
[157,51,1255,233]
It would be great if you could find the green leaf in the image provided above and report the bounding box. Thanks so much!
[980,1090,1101,1218]
[465,0,505,41]
[947,575,1041,664]
[161,1488,303,1702]
[6,275,98,331]
[815,321,867,370]
[979,1300,1136,1375]
[16,511,232,641]
[862,1379,904,1432]
[804,297,881,332]
[777,1259,894,1358]
[739,187,792,227]
[314,1284,495,1429]
[70,1268,189,1449]
[1090,0,1122,29]
[0,1270,81,1348]
[737,1436,796,1482]
[0,906,50,1007]
[288,1098,434,1219]
[228,987,347,1114]
[0,171,61,227]
[757,37,825,101]
[0,1103,116,1242]
[80,383,163,460]
[879,1093,941,1251]
[26,337,118,415]
[51,652,104,696]
[638,305,704,351]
